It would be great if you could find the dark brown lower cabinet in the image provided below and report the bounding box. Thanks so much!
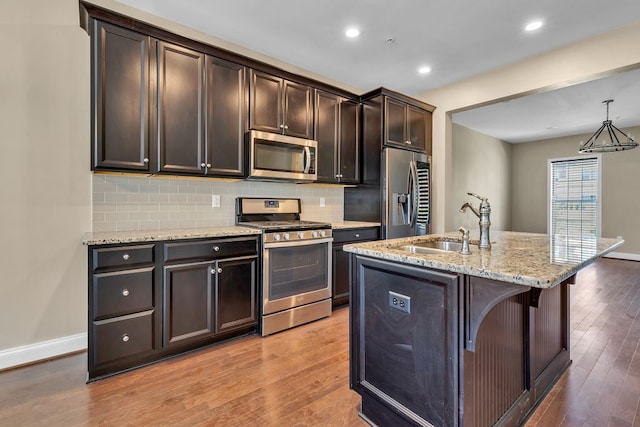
[332,226,380,307]
[350,255,571,426]
[88,235,258,381]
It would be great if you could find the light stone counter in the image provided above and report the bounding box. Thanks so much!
[331,221,381,230]
[83,226,262,245]
[344,230,624,289]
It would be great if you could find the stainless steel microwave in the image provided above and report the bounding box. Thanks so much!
[247,130,318,182]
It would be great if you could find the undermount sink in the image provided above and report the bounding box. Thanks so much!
[399,239,463,254]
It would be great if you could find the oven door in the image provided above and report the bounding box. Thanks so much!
[262,237,332,315]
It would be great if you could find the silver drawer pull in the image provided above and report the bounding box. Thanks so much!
[122,254,130,260]
[210,268,216,275]
[213,246,220,252]
[122,289,129,297]
[122,334,130,342]
[217,267,223,274]
[354,233,360,238]
[143,158,149,163]
[201,163,206,168]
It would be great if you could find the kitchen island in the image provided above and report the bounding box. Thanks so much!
[344,231,623,427]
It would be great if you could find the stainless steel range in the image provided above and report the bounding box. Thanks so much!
[236,197,333,336]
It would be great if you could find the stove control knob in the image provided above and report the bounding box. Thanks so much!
[273,234,281,241]
[284,233,290,240]
[320,230,326,237]
[298,232,305,239]
[312,231,319,238]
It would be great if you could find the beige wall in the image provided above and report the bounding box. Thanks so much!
[451,124,512,237]
[0,0,91,351]
[511,126,640,254]
[420,22,640,234]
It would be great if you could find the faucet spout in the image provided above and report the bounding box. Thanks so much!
[459,202,480,218]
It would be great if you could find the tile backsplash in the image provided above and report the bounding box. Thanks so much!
[92,174,345,232]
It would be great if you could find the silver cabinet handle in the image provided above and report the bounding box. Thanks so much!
[213,246,220,252]
[405,140,412,145]
[143,158,149,163]
[279,124,285,129]
[201,163,206,168]
[354,233,360,238]
[122,334,129,342]
[217,267,222,274]
[122,254,130,260]
[284,125,289,130]
[122,289,129,297]
[206,163,211,168]
[210,268,216,275]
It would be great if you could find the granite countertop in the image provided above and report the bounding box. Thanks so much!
[83,226,262,245]
[83,221,381,245]
[331,221,381,230]
[343,230,624,289]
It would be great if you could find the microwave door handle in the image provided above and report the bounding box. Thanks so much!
[303,147,311,174]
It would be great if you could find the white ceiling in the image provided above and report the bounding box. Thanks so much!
[114,0,640,142]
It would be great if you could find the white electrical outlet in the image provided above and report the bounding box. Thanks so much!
[212,194,220,208]
[320,197,325,207]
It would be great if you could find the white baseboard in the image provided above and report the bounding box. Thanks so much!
[604,251,640,262]
[0,333,87,371]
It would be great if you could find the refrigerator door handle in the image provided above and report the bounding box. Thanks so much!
[408,160,419,228]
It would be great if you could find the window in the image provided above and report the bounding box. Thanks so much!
[548,156,600,238]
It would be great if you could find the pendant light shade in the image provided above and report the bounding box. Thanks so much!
[578,99,637,153]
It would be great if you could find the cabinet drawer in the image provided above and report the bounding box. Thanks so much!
[92,267,154,320]
[333,227,380,244]
[163,238,257,263]
[92,311,154,366]
[92,244,155,271]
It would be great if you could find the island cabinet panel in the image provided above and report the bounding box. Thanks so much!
[351,255,459,427]
[91,20,154,172]
[463,293,528,427]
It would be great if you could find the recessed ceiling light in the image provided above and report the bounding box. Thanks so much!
[345,27,360,38]
[524,20,544,32]
[418,66,432,75]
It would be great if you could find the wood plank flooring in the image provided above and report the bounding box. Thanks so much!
[0,258,639,426]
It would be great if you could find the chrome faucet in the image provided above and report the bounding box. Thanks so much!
[460,192,491,250]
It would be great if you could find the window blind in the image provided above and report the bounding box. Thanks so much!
[549,157,599,238]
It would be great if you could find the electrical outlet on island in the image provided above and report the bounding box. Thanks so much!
[212,194,220,208]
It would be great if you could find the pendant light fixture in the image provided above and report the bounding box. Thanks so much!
[578,99,637,153]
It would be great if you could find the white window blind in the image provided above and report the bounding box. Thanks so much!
[549,156,600,238]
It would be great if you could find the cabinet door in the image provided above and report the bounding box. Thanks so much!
[283,80,313,138]
[157,42,205,174]
[249,70,283,134]
[332,244,350,307]
[206,56,247,176]
[407,105,428,153]
[216,257,258,333]
[92,21,152,171]
[315,90,340,182]
[163,261,214,347]
[339,99,359,184]
[384,97,407,147]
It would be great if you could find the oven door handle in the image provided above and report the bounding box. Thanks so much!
[264,237,333,249]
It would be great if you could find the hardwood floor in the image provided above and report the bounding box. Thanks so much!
[0,258,638,426]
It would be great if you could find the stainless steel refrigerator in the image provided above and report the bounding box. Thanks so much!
[382,147,430,239]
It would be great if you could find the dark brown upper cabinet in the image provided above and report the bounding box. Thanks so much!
[314,90,359,184]
[157,47,247,177]
[384,97,432,154]
[91,21,154,172]
[157,42,206,175]
[205,57,248,177]
[249,70,313,139]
